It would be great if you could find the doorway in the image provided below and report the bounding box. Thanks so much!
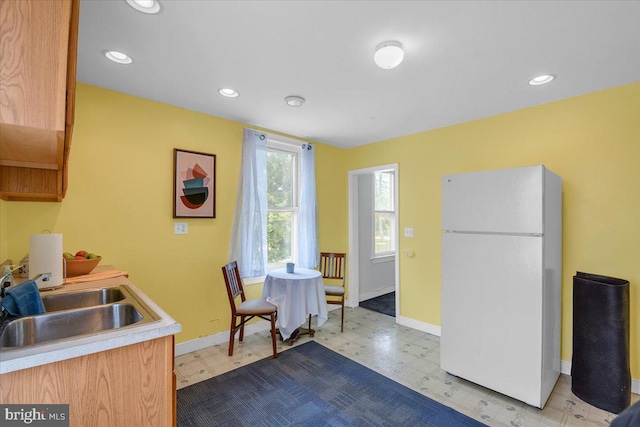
[347,163,399,319]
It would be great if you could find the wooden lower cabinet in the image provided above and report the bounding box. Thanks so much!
[173,371,178,427]
[0,335,176,426]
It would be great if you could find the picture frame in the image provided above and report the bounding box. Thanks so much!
[173,148,216,218]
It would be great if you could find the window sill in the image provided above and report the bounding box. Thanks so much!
[371,254,395,264]
[243,275,266,285]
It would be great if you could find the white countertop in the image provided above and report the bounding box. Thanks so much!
[0,269,181,374]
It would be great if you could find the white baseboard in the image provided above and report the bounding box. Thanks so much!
[396,315,442,337]
[359,286,395,302]
[176,314,640,396]
[175,321,272,356]
[176,305,342,357]
[390,320,640,396]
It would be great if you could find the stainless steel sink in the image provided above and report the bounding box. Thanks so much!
[0,303,143,347]
[0,285,160,349]
[42,288,125,312]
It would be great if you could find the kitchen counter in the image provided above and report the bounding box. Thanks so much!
[0,266,181,374]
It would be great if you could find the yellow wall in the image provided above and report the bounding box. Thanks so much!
[3,82,638,380]
[0,200,7,262]
[346,82,640,379]
[315,143,349,254]
[2,84,348,342]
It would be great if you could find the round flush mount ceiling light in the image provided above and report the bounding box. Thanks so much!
[104,50,133,64]
[126,0,162,14]
[218,88,239,98]
[374,41,404,69]
[528,74,556,86]
[285,96,305,107]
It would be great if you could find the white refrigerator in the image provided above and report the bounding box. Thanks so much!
[440,165,562,409]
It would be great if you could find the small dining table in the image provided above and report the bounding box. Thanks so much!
[262,267,328,342]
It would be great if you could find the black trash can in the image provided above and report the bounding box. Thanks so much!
[572,271,631,414]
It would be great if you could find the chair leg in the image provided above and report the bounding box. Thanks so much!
[270,313,278,359]
[228,317,236,356]
[308,313,312,330]
[239,315,245,342]
[340,298,344,332]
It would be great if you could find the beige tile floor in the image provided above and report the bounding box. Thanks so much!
[175,307,638,427]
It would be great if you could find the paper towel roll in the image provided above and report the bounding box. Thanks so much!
[29,233,64,289]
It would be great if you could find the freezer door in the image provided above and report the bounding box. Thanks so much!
[442,165,543,234]
[441,232,544,407]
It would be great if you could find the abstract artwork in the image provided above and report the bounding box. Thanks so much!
[173,149,216,218]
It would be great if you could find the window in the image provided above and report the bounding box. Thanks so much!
[373,170,395,257]
[266,140,299,270]
[231,129,316,281]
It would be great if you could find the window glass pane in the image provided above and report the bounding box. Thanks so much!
[373,170,395,256]
[267,150,294,208]
[374,212,393,253]
[267,211,293,268]
[266,143,299,271]
[374,171,393,211]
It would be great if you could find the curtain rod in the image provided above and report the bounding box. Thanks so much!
[244,127,310,147]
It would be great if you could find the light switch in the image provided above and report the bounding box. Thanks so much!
[174,223,188,235]
[404,227,414,238]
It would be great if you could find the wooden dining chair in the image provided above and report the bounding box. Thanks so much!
[221,261,278,359]
[310,252,347,332]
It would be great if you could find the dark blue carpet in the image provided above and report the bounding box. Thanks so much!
[360,292,395,317]
[177,341,485,426]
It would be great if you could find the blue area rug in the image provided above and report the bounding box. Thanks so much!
[360,292,395,317]
[177,341,485,426]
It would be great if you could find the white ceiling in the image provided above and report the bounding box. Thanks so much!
[77,0,640,149]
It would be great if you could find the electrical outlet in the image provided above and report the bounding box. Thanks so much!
[404,227,414,238]
[174,223,188,235]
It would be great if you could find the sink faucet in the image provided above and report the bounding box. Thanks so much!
[32,273,53,287]
[1,269,53,334]
[1,265,22,320]
[1,267,52,311]
[1,267,52,326]
[1,265,23,299]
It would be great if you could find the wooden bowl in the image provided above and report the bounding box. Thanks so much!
[64,256,101,277]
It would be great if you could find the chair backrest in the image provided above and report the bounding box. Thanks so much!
[319,252,346,287]
[221,261,245,314]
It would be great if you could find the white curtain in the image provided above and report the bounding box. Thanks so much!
[297,143,318,268]
[229,129,268,278]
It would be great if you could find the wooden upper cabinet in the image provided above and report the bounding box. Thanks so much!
[0,0,79,202]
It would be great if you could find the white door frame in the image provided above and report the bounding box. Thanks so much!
[347,163,400,319]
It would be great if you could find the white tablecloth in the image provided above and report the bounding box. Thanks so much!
[262,268,328,340]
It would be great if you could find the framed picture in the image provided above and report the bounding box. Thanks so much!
[173,149,216,218]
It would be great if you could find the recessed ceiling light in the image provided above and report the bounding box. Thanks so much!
[374,41,404,69]
[126,0,162,14]
[284,96,305,107]
[218,88,239,98]
[104,50,133,64]
[528,74,556,86]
